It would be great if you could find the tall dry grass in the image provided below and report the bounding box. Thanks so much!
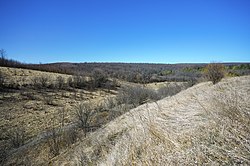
[74,83,250,165]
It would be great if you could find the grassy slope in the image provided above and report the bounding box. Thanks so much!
[0,67,113,165]
[2,66,189,165]
[1,67,249,165]
[51,76,250,165]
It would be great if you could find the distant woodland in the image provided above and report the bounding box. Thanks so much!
[1,49,250,84]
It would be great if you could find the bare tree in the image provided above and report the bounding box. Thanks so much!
[75,102,98,137]
[0,49,7,66]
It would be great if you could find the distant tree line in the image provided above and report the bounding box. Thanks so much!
[1,49,250,85]
[0,49,25,68]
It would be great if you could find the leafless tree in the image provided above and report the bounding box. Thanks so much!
[0,49,7,66]
[75,102,99,137]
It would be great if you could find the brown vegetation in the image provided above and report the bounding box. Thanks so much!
[204,63,225,84]
[49,76,250,165]
[0,66,190,165]
[0,62,249,165]
[2,49,249,85]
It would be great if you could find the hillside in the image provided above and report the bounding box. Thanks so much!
[0,67,117,165]
[1,66,189,165]
[49,76,250,165]
[1,67,249,165]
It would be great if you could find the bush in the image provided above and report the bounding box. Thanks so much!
[204,63,225,84]
[67,76,75,88]
[31,76,50,88]
[116,85,158,107]
[157,83,183,98]
[47,128,61,157]
[73,75,86,89]
[31,77,41,88]
[63,127,78,146]
[39,76,49,88]
[56,76,66,89]
[8,127,26,148]
[75,102,98,137]
[92,69,108,88]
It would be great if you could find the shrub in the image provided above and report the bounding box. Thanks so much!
[67,75,87,89]
[63,127,78,146]
[31,76,50,88]
[39,76,49,88]
[31,76,41,88]
[116,85,158,107]
[67,76,75,88]
[47,128,61,157]
[75,102,98,137]
[92,69,108,88]
[204,63,225,84]
[56,76,65,89]
[8,127,26,148]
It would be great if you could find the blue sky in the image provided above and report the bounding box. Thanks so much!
[0,0,249,63]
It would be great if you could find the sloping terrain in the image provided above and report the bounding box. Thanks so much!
[51,76,250,165]
[1,67,190,165]
[0,67,116,165]
[1,67,249,165]
[0,67,110,141]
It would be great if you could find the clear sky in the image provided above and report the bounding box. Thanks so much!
[0,0,249,64]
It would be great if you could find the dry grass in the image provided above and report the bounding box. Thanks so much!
[0,67,115,165]
[51,76,250,165]
[1,66,249,165]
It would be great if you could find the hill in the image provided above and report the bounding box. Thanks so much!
[1,66,189,165]
[0,67,117,165]
[0,66,249,165]
[49,75,250,165]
